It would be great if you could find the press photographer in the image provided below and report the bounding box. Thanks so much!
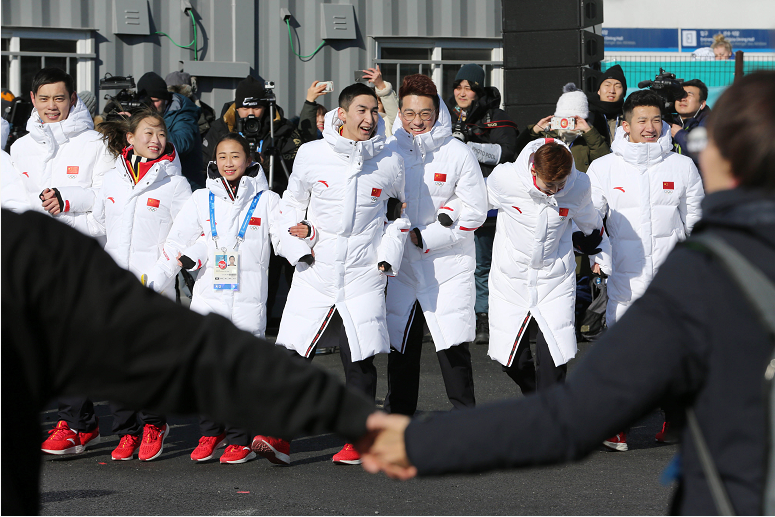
[202,75,302,194]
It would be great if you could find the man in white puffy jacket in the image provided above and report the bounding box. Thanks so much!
[384,74,488,416]
[273,83,408,465]
[11,67,113,237]
[587,89,704,451]
[1,118,31,213]
[487,139,605,392]
[13,68,113,457]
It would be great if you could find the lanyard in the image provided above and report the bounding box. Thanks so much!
[209,190,263,251]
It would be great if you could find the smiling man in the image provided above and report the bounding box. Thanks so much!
[264,83,407,466]
[586,89,704,451]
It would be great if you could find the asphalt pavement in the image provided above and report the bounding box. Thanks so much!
[39,337,677,515]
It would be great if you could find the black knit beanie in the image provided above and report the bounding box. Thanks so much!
[599,64,627,93]
[235,76,268,109]
[454,64,486,89]
[137,72,172,101]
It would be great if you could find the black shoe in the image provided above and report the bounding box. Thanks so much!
[475,313,489,344]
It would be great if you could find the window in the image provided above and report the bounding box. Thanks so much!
[375,40,503,106]
[1,29,94,98]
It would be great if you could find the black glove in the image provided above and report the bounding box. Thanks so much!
[179,255,196,270]
[411,228,423,249]
[299,253,315,265]
[572,228,604,255]
[378,261,392,273]
[386,197,402,221]
[438,213,453,227]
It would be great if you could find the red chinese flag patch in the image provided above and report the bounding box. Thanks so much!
[147,198,160,208]
[663,181,674,189]
[371,188,382,197]
[559,208,569,217]
[249,217,261,226]
[67,166,79,175]
[434,173,447,182]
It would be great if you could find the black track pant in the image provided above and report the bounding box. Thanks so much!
[384,301,476,416]
[502,318,567,394]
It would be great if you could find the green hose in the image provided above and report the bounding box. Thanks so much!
[156,9,198,61]
[286,18,325,60]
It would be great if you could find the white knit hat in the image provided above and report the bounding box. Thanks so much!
[554,83,588,119]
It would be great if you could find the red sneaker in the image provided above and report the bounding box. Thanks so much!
[41,421,83,455]
[603,432,628,452]
[655,421,680,444]
[138,423,170,461]
[220,445,257,464]
[111,434,141,461]
[332,443,361,465]
[78,420,101,450]
[191,433,227,462]
[251,435,290,465]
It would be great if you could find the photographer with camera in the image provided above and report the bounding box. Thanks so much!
[516,83,610,173]
[670,79,711,160]
[445,64,518,345]
[11,67,113,237]
[202,75,302,196]
[136,72,203,190]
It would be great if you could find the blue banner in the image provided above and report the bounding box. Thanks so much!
[602,28,679,52]
[680,29,773,52]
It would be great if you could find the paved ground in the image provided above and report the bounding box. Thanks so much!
[38,337,678,515]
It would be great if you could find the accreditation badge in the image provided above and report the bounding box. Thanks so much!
[213,250,240,290]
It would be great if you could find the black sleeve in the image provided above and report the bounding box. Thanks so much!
[514,124,540,157]
[488,109,519,164]
[404,246,711,475]
[298,100,320,143]
[3,210,374,443]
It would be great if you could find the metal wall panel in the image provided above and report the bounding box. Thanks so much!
[1,0,502,117]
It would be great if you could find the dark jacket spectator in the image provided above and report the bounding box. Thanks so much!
[587,65,627,147]
[165,70,216,138]
[2,209,374,516]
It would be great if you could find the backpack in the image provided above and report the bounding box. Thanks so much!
[683,232,775,516]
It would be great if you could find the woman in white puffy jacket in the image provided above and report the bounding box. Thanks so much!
[487,139,605,392]
[383,74,488,416]
[150,133,282,465]
[86,109,192,462]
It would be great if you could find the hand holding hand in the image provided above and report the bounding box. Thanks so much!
[289,222,311,238]
[357,412,417,480]
[592,262,601,275]
[533,116,553,134]
[39,188,63,215]
[306,81,330,103]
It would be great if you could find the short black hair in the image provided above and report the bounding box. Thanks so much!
[31,67,75,97]
[338,83,378,111]
[623,90,664,121]
[682,79,709,102]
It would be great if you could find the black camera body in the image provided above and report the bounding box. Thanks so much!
[452,121,469,142]
[235,81,277,159]
[99,74,148,121]
[637,68,687,115]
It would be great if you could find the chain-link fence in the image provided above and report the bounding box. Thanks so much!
[602,53,775,88]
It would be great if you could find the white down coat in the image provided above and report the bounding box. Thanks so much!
[11,96,113,236]
[275,109,407,361]
[384,98,488,353]
[152,164,281,337]
[588,122,704,325]
[86,145,192,298]
[487,139,605,368]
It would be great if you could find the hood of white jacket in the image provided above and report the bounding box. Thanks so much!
[206,162,269,205]
[611,121,673,169]
[391,94,453,155]
[26,96,94,145]
[322,108,386,161]
[515,138,579,204]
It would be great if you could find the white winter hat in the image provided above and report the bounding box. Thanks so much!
[555,83,588,119]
